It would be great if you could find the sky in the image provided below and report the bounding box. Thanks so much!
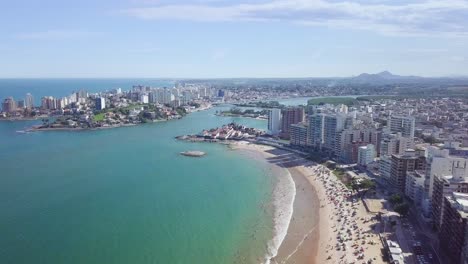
[1,0,468,78]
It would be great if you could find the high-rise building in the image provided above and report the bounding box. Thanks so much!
[95,97,106,110]
[163,89,175,104]
[358,144,376,166]
[431,156,468,230]
[76,90,88,99]
[280,107,304,139]
[379,156,392,180]
[380,132,414,157]
[439,192,468,264]
[323,114,346,153]
[267,109,281,135]
[148,92,157,104]
[427,147,468,197]
[389,115,415,138]
[290,123,309,147]
[336,128,381,163]
[41,96,56,110]
[405,170,425,205]
[139,94,149,104]
[17,100,25,109]
[390,150,426,192]
[308,114,325,148]
[25,93,34,109]
[2,97,16,113]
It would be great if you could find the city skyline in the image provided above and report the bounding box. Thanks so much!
[1,0,468,78]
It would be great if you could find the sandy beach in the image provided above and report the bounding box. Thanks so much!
[231,141,384,264]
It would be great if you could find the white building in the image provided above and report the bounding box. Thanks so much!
[405,170,425,205]
[25,93,34,109]
[358,144,376,166]
[139,94,149,104]
[379,156,392,180]
[267,108,281,135]
[323,113,346,152]
[95,97,106,110]
[380,132,414,157]
[389,115,415,138]
[427,146,468,197]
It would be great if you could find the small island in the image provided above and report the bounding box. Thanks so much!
[176,123,265,142]
[180,151,206,157]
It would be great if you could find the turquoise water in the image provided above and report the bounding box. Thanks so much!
[0,79,174,102]
[0,94,275,263]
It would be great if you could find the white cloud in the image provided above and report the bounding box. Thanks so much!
[121,0,468,37]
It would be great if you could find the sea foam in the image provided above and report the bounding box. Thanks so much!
[264,167,296,264]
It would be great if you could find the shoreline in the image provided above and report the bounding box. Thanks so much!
[230,142,321,264]
[20,105,214,133]
[230,141,384,264]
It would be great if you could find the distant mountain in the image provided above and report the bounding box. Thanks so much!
[351,71,423,83]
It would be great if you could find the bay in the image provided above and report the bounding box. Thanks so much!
[0,80,274,264]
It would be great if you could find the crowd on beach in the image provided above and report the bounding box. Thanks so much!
[309,164,382,264]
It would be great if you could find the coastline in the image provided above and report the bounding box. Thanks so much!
[230,141,384,264]
[22,104,214,133]
[230,142,322,264]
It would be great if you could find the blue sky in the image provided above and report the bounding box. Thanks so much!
[1,0,468,78]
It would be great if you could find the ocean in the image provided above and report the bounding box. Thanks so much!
[0,79,288,264]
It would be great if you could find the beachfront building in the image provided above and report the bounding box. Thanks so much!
[41,96,57,110]
[431,158,468,230]
[390,150,426,192]
[336,128,380,163]
[379,156,393,181]
[280,107,304,139]
[427,146,468,198]
[358,144,376,166]
[25,93,34,109]
[405,170,425,205]
[148,91,157,104]
[308,114,325,149]
[139,94,149,104]
[2,97,16,113]
[439,192,468,264]
[267,108,281,136]
[290,122,309,147]
[323,113,346,154]
[95,97,106,110]
[389,115,415,138]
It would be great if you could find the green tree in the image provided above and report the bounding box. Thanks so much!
[389,194,403,205]
[359,179,376,190]
[394,202,410,215]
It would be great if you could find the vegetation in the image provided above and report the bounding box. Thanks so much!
[234,101,285,109]
[219,107,268,117]
[389,194,403,204]
[93,113,105,122]
[389,194,409,215]
[356,95,399,101]
[355,179,376,190]
[307,97,357,106]
[394,202,410,215]
[332,168,353,189]
[175,107,187,116]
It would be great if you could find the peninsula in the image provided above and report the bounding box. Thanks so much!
[2,85,215,131]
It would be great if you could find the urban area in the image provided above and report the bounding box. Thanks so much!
[2,77,468,263]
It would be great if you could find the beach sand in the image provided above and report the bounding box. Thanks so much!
[231,141,384,264]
